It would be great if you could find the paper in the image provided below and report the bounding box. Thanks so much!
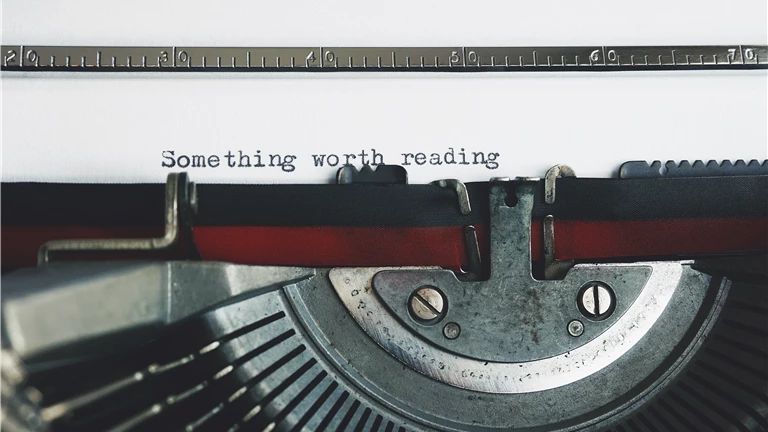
[2,0,767,184]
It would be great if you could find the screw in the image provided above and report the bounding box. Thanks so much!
[409,286,445,323]
[443,322,461,339]
[567,320,584,337]
[578,282,615,320]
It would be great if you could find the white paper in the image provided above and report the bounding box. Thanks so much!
[2,0,767,184]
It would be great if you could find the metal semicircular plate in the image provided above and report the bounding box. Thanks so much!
[330,261,696,394]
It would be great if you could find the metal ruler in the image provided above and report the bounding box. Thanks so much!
[3,45,767,72]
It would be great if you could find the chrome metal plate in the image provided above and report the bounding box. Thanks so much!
[329,262,706,394]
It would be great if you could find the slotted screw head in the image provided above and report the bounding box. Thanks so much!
[409,287,445,322]
[578,282,615,320]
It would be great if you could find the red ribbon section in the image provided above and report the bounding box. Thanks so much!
[4,217,763,269]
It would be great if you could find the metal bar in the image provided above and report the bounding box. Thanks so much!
[2,45,766,72]
[36,173,189,265]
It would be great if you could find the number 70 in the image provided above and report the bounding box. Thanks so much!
[728,48,756,61]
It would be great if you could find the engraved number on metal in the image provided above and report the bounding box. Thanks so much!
[728,48,737,62]
[160,50,169,63]
[450,51,461,64]
[324,50,335,63]
[467,50,478,64]
[5,49,17,64]
[25,49,38,63]
[590,50,601,62]
[178,50,189,63]
[745,48,755,60]
[306,51,316,63]
[607,49,617,62]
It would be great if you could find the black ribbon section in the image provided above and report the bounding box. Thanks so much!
[193,184,489,227]
[3,175,767,227]
[2,183,166,226]
[530,176,768,220]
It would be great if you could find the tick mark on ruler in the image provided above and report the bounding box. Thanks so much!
[202,56,207,67]
[290,56,295,67]
[363,56,368,67]
[377,56,382,67]
[232,56,236,67]
[546,55,551,67]
[276,56,280,68]
[519,55,524,67]
[66,56,71,67]
[262,56,266,68]
[142,56,146,67]
[247,52,251,67]
[505,56,510,67]
[420,56,425,67]
[217,56,221,68]
[491,55,495,66]
[97,51,101,67]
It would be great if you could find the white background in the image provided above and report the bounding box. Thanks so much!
[2,1,767,183]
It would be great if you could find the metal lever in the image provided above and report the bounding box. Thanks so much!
[37,173,194,265]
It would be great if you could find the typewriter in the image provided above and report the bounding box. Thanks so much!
[2,161,767,432]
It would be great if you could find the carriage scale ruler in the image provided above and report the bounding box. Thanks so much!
[2,45,767,72]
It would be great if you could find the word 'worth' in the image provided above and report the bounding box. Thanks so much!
[161,148,501,172]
